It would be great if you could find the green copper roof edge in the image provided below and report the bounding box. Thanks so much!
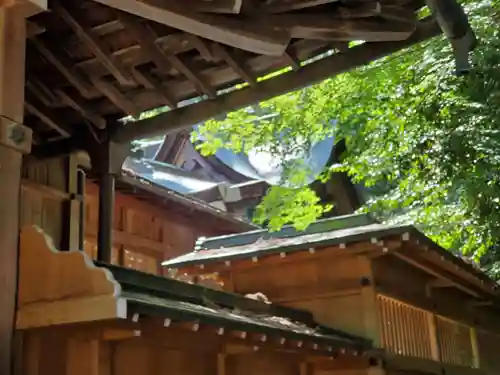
[194,213,376,251]
[97,261,314,325]
[163,224,415,269]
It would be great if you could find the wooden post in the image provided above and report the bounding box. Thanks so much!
[425,284,441,362]
[97,172,115,262]
[62,154,81,250]
[0,2,44,373]
[426,312,440,361]
[470,327,480,368]
[358,256,381,347]
[87,140,128,263]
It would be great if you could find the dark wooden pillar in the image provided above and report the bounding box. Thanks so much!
[97,171,115,262]
[0,2,45,374]
[88,140,128,263]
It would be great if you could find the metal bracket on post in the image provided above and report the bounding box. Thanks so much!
[0,116,32,154]
[87,140,130,263]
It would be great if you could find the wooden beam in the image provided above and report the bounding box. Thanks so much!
[270,15,416,42]
[52,0,134,86]
[91,76,141,117]
[188,35,216,62]
[26,20,44,37]
[25,99,72,137]
[116,13,172,76]
[133,67,177,109]
[26,76,59,107]
[282,46,300,71]
[168,52,217,98]
[112,19,440,142]
[118,13,216,98]
[264,0,337,13]
[57,89,107,129]
[30,37,93,97]
[90,0,290,56]
[427,278,454,288]
[269,1,386,18]
[393,248,485,299]
[212,43,256,84]
[191,0,243,14]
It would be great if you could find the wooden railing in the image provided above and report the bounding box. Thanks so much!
[377,295,434,359]
[377,294,481,370]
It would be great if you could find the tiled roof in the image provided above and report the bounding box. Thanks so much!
[97,262,371,352]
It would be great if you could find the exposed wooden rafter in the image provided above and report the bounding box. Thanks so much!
[91,76,141,117]
[30,38,93,97]
[188,35,216,62]
[57,89,106,129]
[268,14,417,42]
[190,0,243,14]
[24,100,72,138]
[26,76,59,107]
[282,46,301,71]
[264,0,337,13]
[90,0,291,56]
[51,0,134,86]
[26,20,45,37]
[212,43,256,85]
[112,19,440,143]
[132,67,177,109]
[118,13,216,98]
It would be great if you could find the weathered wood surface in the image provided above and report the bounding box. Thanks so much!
[18,167,248,277]
[0,3,38,373]
[16,225,125,329]
[18,0,441,149]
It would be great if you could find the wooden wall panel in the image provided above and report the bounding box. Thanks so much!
[20,158,68,248]
[286,294,365,337]
[84,181,239,276]
[477,329,500,373]
[234,260,319,298]
[231,253,366,337]
[372,255,431,298]
[114,341,216,375]
[19,156,241,278]
[229,353,298,375]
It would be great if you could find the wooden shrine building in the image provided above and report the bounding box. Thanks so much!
[0,0,478,373]
[164,214,500,375]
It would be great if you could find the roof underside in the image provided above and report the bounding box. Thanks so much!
[25,0,441,151]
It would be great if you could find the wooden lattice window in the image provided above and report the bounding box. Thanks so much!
[435,316,474,367]
[377,295,434,359]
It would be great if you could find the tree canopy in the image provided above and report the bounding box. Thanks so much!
[194,0,500,278]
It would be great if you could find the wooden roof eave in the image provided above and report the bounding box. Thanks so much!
[116,174,258,231]
[164,225,500,308]
[112,18,441,143]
